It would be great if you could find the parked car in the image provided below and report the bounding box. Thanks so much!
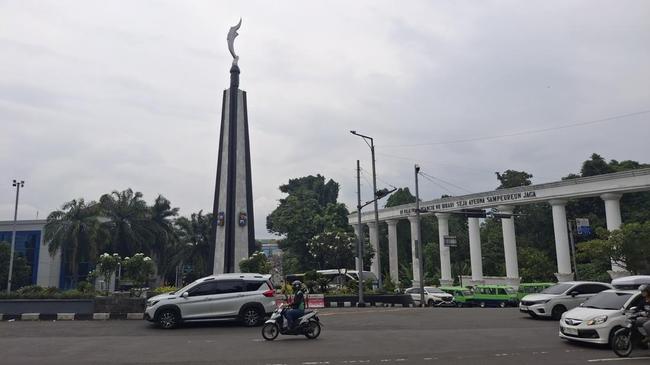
[519,281,613,320]
[471,285,519,308]
[611,275,650,290]
[440,286,474,307]
[405,286,455,306]
[559,289,646,345]
[145,273,276,329]
[517,283,554,301]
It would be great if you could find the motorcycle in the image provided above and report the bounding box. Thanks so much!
[611,306,649,357]
[261,303,322,341]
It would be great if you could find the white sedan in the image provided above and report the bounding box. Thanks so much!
[559,289,644,345]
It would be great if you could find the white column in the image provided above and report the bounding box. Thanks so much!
[550,199,573,281]
[407,216,421,286]
[601,193,623,231]
[386,219,399,286]
[366,221,380,280]
[498,205,519,281]
[435,213,453,285]
[601,193,627,273]
[468,217,483,283]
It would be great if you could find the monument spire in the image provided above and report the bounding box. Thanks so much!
[211,19,255,274]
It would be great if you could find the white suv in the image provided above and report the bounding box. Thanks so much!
[406,286,455,307]
[519,281,613,320]
[559,289,645,345]
[145,273,276,329]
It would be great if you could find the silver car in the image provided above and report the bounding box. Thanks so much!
[145,273,276,329]
[519,281,613,320]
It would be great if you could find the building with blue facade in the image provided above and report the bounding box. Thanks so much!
[0,220,61,288]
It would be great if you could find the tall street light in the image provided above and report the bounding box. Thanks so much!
[7,179,24,294]
[350,130,382,289]
[355,160,395,307]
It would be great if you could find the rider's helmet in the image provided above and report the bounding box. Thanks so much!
[292,280,302,292]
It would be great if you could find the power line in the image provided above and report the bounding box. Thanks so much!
[380,109,650,148]
[420,171,473,194]
[418,173,455,196]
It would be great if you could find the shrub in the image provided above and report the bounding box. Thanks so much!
[153,286,177,295]
[76,281,95,294]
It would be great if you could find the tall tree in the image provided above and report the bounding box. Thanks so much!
[495,170,533,189]
[99,189,154,257]
[266,175,349,271]
[175,211,213,281]
[44,199,101,285]
[0,241,32,291]
[148,195,180,283]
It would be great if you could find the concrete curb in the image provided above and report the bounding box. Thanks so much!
[324,302,414,308]
[0,312,145,321]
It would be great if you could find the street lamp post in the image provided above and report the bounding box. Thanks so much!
[414,165,425,306]
[356,160,365,307]
[7,179,24,294]
[350,130,382,289]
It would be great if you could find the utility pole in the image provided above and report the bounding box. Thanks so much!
[356,160,365,307]
[414,165,424,307]
[7,179,24,294]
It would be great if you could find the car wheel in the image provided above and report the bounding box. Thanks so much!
[551,305,566,320]
[479,302,486,308]
[156,309,180,329]
[456,302,463,308]
[608,327,622,347]
[241,306,264,327]
[427,299,435,307]
[498,301,506,308]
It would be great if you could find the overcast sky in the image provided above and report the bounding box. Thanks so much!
[1,1,649,238]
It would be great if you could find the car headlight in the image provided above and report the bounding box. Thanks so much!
[586,315,607,326]
[147,300,159,307]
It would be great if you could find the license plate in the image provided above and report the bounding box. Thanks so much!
[563,326,578,335]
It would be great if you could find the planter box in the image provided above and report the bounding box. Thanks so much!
[94,296,145,314]
[0,299,94,315]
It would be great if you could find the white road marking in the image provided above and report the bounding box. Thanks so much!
[588,357,650,363]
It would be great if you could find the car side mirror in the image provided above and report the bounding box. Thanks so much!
[182,292,189,298]
[579,303,584,307]
[629,306,638,312]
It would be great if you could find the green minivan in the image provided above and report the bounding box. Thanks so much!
[439,286,474,307]
[516,283,554,301]
[471,285,519,308]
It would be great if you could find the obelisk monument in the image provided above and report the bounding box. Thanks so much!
[211,19,255,274]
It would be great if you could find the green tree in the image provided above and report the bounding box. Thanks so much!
[44,199,101,286]
[266,175,350,271]
[495,170,533,189]
[239,251,272,274]
[174,211,213,281]
[0,241,32,291]
[148,195,180,283]
[608,222,650,274]
[99,189,154,257]
[96,253,121,292]
[123,253,154,290]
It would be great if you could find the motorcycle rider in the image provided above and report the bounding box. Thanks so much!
[638,284,650,343]
[285,280,305,330]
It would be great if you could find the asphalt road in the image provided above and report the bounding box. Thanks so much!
[1,307,649,365]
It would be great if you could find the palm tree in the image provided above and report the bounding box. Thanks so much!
[148,195,179,283]
[44,199,101,286]
[99,189,154,257]
[174,211,213,281]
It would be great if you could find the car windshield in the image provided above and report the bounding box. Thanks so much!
[504,288,516,294]
[541,283,573,295]
[426,287,444,293]
[581,292,633,310]
[462,290,472,296]
[175,279,201,295]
